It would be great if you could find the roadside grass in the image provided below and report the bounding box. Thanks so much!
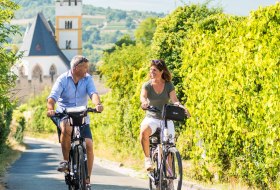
[0,140,26,190]
[24,131,59,144]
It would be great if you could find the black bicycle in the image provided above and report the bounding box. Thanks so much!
[51,106,99,190]
[147,105,186,190]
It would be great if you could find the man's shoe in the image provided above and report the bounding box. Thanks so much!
[86,184,91,190]
[145,157,153,171]
[167,180,174,190]
[57,161,68,172]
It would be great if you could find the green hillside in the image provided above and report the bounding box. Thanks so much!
[11,0,164,65]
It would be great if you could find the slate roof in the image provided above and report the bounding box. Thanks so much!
[19,13,70,68]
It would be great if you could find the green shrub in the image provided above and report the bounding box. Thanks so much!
[25,88,56,133]
[9,105,27,143]
[92,44,151,160]
[179,3,280,189]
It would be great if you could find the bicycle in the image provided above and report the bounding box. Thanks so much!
[146,104,187,190]
[51,106,99,190]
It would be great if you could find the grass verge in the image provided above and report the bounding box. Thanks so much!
[0,140,25,190]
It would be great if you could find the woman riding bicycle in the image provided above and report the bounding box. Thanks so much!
[140,59,191,171]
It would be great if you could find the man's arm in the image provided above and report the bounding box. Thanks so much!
[91,93,103,112]
[47,98,56,117]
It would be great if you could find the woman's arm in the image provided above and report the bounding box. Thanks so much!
[169,90,191,118]
[140,88,149,109]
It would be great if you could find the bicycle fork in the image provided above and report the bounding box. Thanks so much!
[82,141,89,180]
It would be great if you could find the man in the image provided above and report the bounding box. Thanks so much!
[47,55,103,189]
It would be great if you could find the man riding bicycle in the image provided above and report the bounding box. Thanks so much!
[46,55,103,190]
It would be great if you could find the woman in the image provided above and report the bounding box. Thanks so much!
[140,59,191,171]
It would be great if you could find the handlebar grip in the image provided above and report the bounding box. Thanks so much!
[87,107,100,113]
[53,112,65,117]
[146,106,160,112]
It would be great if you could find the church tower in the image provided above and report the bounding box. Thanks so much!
[55,0,83,61]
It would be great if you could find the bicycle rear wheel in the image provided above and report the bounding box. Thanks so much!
[164,147,183,190]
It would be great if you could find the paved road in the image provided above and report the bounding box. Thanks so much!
[4,138,148,190]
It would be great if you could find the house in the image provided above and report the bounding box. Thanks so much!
[13,0,83,102]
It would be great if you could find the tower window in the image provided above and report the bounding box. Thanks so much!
[66,40,72,49]
[65,21,72,29]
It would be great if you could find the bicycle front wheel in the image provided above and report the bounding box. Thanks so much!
[67,149,75,190]
[77,145,87,190]
[160,147,183,190]
[149,147,159,190]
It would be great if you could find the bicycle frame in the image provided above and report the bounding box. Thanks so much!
[66,123,88,190]
[147,105,184,190]
[149,119,174,180]
[52,106,99,190]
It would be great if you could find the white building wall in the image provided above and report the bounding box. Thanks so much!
[55,1,82,16]
[20,56,68,80]
[62,50,77,61]
[55,0,82,62]
[58,31,79,48]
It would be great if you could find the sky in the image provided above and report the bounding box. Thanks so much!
[83,0,278,16]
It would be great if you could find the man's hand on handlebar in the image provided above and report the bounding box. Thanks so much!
[95,104,103,112]
[47,110,55,117]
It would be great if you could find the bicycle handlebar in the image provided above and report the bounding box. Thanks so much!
[145,106,161,113]
[53,107,100,117]
[144,105,190,119]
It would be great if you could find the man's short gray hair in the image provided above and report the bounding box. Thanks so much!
[70,55,88,69]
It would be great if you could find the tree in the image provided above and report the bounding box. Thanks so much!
[104,34,135,54]
[0,0,21,152]
[125,17,136,29]
[152,4,221,100]
[134,17,157,46]
[89,28,101,44]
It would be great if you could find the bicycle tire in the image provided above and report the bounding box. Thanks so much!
[159,159,166,190]
[149,146,158,190]
[67,173,75,190]
[68,149,75,190]
[77,145,87,190]
[165,147,183,190]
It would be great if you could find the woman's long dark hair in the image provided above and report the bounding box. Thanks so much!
[151,59,172,82]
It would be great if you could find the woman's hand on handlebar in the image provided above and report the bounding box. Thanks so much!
[141,101,149,110]
[174,102,191,119]
[185,108,191,119]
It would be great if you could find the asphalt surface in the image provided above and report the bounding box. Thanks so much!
[4,138,148,190]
